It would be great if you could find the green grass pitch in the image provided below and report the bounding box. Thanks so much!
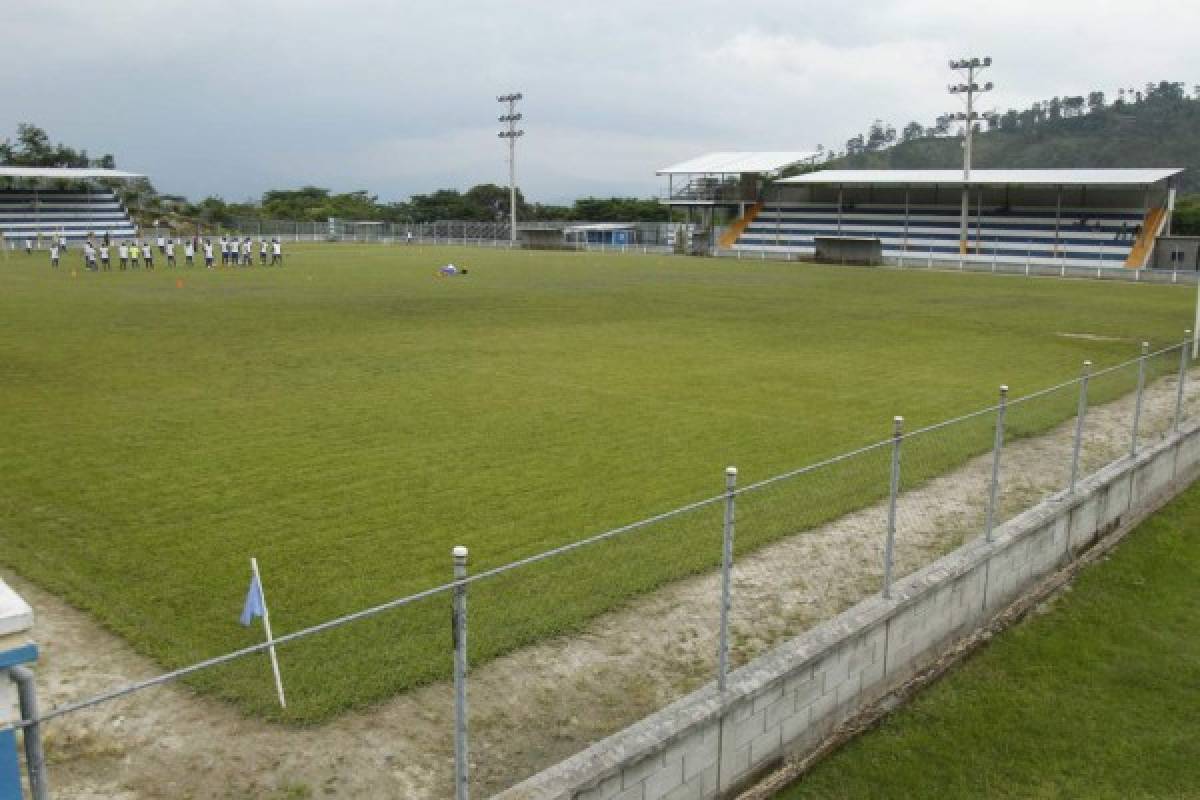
[0,243,1191,721]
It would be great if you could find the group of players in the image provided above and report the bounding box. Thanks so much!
[37,234,284,271]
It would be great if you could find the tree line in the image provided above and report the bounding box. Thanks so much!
[181,185,667,226]
[0,123,666,225]
[828,80,1199,159]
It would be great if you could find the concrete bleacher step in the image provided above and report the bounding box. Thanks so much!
[734,203,1143,265]
[0,189,137,241]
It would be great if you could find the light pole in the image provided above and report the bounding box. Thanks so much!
[948,57,993,255]
[497,93,525,244]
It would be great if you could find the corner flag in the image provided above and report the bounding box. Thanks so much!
[240,572,265,627]
[239,557,287,708]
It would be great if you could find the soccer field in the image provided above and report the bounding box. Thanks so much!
[0,244,1192,721]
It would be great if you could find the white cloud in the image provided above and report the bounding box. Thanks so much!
[3,0,1199,202]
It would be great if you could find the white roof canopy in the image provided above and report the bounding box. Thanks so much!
[564,223,639,233]
[0,166,144,180]
[778,168,1183,187]
[657,151,820,176]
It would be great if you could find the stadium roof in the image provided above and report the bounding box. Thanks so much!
[657,152,820,176]
[564,222,639,233]
[778,168,1183,187]
[0,166,144,180]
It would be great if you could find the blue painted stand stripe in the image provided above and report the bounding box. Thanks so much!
[0,729,21,800]
[0,645,38,671]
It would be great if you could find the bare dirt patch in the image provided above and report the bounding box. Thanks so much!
[12,370,1199,798]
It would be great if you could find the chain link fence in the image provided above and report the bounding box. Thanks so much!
[7,335,1198,799]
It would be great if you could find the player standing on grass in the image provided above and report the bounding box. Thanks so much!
[99,242,111,271]
[118,241,129,270]
[259,237,268,265]
[157,233,166,254]
[271,238,282,266]
[219,235,228,266]
[24,238,32,255]
[166,238,176,267]
[203,239,214,269]
[184,238,195,266]
[142,241,154,270]
[240,237,250,266]
[49,243,59,269]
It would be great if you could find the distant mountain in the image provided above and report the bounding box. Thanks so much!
[824,89,1200,193]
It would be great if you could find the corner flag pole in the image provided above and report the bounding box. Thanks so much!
[251,557,288,708]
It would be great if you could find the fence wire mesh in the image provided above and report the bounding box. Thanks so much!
[731,441,891,667]
[892,409,998,581]
[467,499,721,795]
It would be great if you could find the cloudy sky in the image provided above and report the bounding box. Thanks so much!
[4,1,1198,204]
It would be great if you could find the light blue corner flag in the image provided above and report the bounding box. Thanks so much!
[240,571,265,627]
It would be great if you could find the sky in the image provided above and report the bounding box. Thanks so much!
[4,0,1199,205]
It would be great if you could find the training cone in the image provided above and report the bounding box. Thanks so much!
[175,278,184,289]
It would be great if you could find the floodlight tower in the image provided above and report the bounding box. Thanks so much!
[497,93,525,243]
[948,57,994,254]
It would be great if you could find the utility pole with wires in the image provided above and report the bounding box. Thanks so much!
[497,93,525,244]
[948,57,994,255]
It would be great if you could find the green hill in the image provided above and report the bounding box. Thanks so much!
[830,88,1200,193]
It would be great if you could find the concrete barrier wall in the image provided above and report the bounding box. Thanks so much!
[499,421,1200,800]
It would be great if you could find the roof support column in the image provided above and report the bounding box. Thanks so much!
[775,184,781,248]
[960,184,970,255]
[837,186,843,235]
[1166,179,1176,236]
[976,186,983,255]
[1054,185,1063,257]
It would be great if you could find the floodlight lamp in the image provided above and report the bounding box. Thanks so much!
[983,56,992,66]
[984,82,994,91]
[948,59,958,69]
[971,57,981,67]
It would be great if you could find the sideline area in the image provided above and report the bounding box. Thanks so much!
[775,478,1200,799]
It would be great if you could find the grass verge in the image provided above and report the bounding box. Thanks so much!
[776,477,1200,799]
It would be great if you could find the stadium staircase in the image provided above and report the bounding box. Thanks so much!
[718,202,763,248]
[1123,207,1167,268]
[0,188,137,243]
[730,203,1147,267]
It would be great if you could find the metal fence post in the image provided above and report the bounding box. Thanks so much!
[1069,361,1091,492]
[883,416,903,599]
[1131,341,1149,457]
[984,385,1008,542]
[452,546,469,800]
[1175,331,1191,432]
[718,466,737,692]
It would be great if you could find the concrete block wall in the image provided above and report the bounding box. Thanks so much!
[499,421,1200,800]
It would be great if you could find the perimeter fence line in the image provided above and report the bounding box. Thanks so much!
[715,245,1200,285]
[5,333,1197,799]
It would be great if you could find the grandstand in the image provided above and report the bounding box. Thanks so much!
[0,166,142,245]
[724,168,1185,268]
[656,152,821,249]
